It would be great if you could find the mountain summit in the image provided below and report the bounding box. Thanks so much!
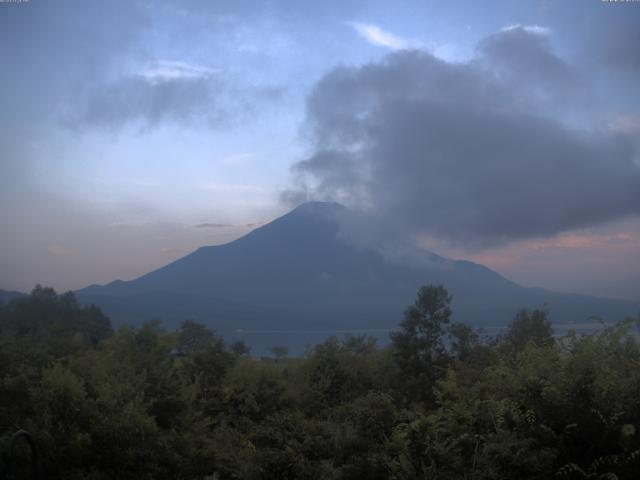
[78,202,638,339]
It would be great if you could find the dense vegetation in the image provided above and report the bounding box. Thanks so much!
[1,285,639,479]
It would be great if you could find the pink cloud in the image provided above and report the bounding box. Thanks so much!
[416,219,640,300]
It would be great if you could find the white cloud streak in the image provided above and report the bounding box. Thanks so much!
[138,60,219,84]
[502,24,550,36]
[349,22,410,50]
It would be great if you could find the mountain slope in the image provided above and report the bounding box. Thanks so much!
[0,289,26,305]
[77,202,638,332]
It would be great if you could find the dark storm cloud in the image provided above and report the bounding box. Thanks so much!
[285,28,640,246]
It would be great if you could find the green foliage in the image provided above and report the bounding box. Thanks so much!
[177,319,217,354]
[270,345,289,362]
[448,321,479,361]
[1,285,639,479]
[503,308,554,351]
[1,285,112,345]
[390,284,452,404]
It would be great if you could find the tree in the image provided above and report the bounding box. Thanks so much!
[504,308,554,351]
[448,321,479,361]
[0,286,112,348]
[230,339,251,357]
[271,345,289,362]
[390,285,452,403]
[177,319,216,355]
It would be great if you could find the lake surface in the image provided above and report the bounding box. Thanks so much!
[224,322,619,357]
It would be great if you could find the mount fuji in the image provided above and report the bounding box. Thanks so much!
[77,202,638,350]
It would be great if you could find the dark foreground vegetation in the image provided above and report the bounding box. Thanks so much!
[1,285,639,479]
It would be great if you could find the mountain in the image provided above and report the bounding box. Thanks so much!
[0,289,26,305]
[77,202,638,349]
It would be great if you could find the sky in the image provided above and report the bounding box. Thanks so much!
[0,0,639,300]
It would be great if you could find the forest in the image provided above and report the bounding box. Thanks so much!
[1,285,639,479]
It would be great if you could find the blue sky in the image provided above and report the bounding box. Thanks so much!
[1,0,639,299]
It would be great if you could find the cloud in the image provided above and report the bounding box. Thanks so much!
[245,221,268,228]
[64,70,228,130]
[501,24,550,36]
[437,219,640,300]
[611,115,640,134]
[347,21,456,60]
[349,22,411,50]
[46,245,67,256]
[1,1,288,134]
[587,17,640,73]
[284,28,640,248]
[529,232,635,250]
[194,223,233,229]
[64,63,287,131]
[476,25,579,107]
[0,0,148,125]
[138,60,219,84]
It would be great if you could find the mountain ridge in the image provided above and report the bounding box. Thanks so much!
[76,202,638,336]
[0,288,26,304]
